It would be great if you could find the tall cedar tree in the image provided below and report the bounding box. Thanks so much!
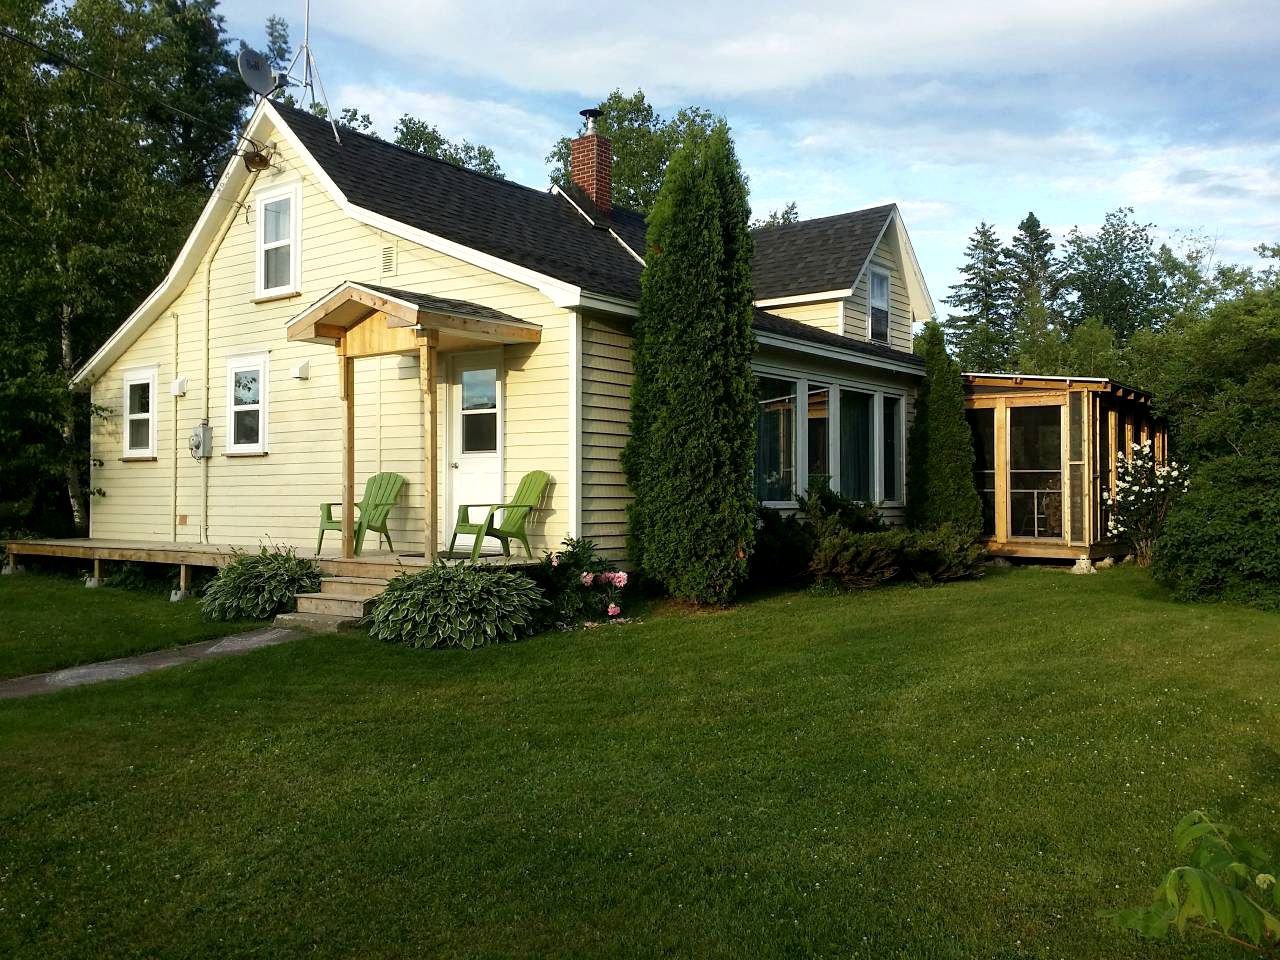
[905,323,983,535]
[942,222,1015,372]
[621,124,757,604]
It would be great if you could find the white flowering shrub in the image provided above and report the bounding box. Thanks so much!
[1104,441,1189,567]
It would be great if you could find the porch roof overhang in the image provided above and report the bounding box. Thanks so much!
[286,281,542,350]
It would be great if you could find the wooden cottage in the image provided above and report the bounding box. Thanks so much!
[963,374,1167,561]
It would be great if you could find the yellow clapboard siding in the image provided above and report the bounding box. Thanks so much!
[768,300,842,333]
[90,118,573,557]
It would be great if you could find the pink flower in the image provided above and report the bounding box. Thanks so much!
[607,603,621,617]
[550,556,560,567]
[600,570,616,586]
[612,571,628,589]
[580,571,594,587]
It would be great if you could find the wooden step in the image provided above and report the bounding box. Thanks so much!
[294,593,371,619]
[319,576,388,600]
[274,611,363,633]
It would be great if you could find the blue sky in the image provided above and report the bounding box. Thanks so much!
[220,0,1279,308]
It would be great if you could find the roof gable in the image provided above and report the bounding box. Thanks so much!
[750,205,895,301]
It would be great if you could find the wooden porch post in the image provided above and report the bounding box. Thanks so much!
[993,398,1009,545]
[340,353,356,559]
[419,333,439,559]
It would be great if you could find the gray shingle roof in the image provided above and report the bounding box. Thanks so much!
[750,205,896,300]
[356,282,531,327]
[276,103,645,301]
[752,309,924,372]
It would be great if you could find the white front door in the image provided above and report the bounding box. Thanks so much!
[449,351,503,553]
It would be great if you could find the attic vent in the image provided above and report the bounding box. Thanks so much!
[380,242,397,276]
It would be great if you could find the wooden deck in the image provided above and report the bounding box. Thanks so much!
[2,538,533,580]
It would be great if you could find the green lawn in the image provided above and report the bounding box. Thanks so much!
[0,574,259,679]
[2,567,1278,959]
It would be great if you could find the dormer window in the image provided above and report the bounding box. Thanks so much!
[869,269,890,343]
[255,184,301,299]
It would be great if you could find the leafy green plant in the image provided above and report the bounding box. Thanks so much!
[747,506,817,590]
[527,538,629,631]
[1154,452,1280,610]
[797,476,885,539]
[1106,811,1280,953]
[199,547,320,621]
[367,563,546,650]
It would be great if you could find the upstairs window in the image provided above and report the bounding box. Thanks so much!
[255,184,301,298]
[122,366,158,458]
[869,269,890,343]
[227,354,269,454]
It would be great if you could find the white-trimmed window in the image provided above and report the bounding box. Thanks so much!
[869,269,890,343]
[255,184,301,299]
[226,354,269,454]
[122,366,158,458]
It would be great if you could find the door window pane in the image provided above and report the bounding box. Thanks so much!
[1009,405,1062,538]
[807,385,830,491]
[462,369,497,411]
[839,390,872,501]
[462,412,497,453]
[966,408,996,536]
[882,395,902,501]
[755,376,796,501]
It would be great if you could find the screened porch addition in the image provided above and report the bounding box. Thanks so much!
[963,374,1167,561]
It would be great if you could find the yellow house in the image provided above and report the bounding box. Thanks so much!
[22,99,935,582]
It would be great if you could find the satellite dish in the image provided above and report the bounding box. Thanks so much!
[237,48,277,97]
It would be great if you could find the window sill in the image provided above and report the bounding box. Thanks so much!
[252,289,301,304]
[119,455,157,462]
[224,451,268,458]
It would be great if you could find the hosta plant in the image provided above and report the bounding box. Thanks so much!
[200,546,321,620]
[1104,441,1189,567]
[367,563,546,650]
[1106,811,1280,953]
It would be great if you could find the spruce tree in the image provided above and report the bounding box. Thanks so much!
[943,222,1015,371]
[1005,212,1062,316]
[621,124,757,604]
[906,323,983,535]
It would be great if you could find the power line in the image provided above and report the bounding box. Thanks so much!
[0,23,264,154]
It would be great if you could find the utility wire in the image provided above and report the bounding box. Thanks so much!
[0,23,265,154]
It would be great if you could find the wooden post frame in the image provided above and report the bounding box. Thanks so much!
[340,353,356,559]
[419,332,439,560]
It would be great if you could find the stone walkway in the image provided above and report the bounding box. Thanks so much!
[0,627,302,700]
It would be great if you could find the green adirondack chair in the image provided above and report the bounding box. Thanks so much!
[316,472,407,556]
[449,470,550,562]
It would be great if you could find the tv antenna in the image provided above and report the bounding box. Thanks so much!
[237,0,340,144]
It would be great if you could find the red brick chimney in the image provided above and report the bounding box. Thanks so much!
[570,108,612,215]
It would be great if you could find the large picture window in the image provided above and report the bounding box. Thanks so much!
[255,184,301,298]
[227,354,268,454]
[755,376,797,502]
[122,366,157,458]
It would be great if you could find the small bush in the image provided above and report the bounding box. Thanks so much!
[902,524,988,585]
[811,528,908,589]
[1105,441,1189,567]
[527,537,629,631]
[798,478,885,539]
[748,506,817,589]
[368,563,546,649]
[811,524,985,591]
[200,547,321,621]
[1154,453,1280,610]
